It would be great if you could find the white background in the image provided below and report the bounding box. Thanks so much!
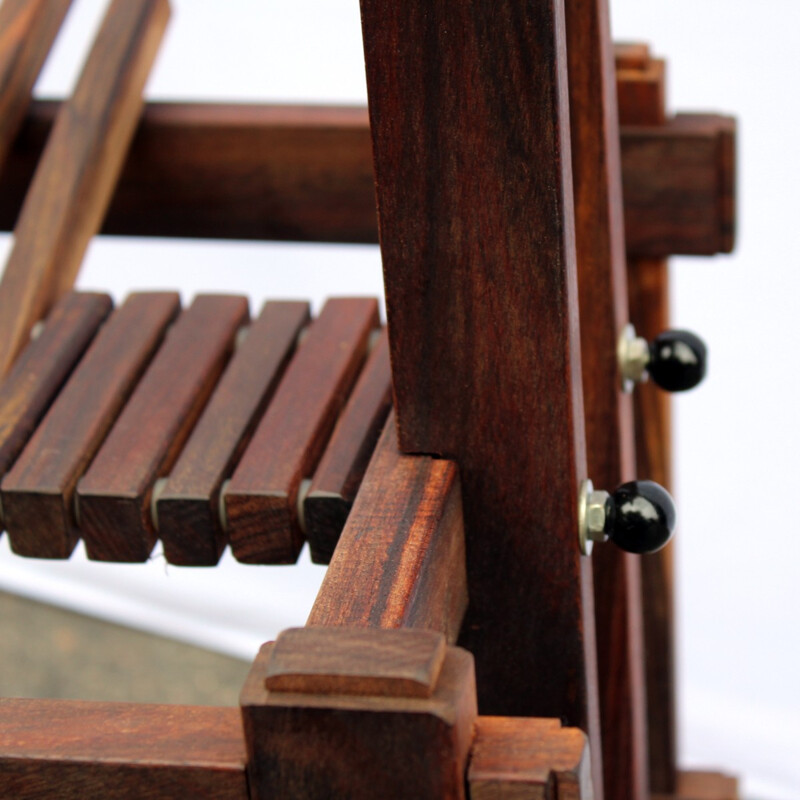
[0,1,797,798]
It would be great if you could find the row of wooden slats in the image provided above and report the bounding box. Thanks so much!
[0,291,392,566]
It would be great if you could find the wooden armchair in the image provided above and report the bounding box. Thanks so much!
[0,0,736,797]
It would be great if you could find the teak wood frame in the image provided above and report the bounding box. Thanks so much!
[0,0,737,798]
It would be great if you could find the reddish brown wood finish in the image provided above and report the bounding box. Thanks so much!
[0,699,247,799]
[0,0,72,168]
[240,635,477,800]
[2,293,179,559]
[308,414,467,644]
[224,298,377,564]
[618,45,677,795]
[0,0,170,378]
[468,717,592,799]
[565,2,647,798]
[77,295,248,562]
[0,101,735,257]
[304,327,392,564]
[653,771,739,800]
[158,301,309,566]
[0,292,111,490]
[359,4,602,790]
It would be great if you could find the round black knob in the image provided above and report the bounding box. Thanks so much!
[648,330,707,392]
[606,480,676,554]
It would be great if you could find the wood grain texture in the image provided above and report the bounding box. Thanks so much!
[359,3,602,789]
[158,301,309,566]
[0,0,72,168]
[618,46,676,796]
[0,698,247,799]
[0,100,736,257]
[2,293,179,559]
[304,327,392,564]
[0,0,170,378]
[0,292,111,491]
[77,295,247,562]
[224,297,378,564]
[308,413,467,644]
[468,717,592,800]
[241,639,477,800]
[264,627,446,699]
[565,2,647,798]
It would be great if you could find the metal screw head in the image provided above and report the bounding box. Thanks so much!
[617,323,650,392]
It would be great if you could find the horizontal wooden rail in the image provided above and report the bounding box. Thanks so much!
[0,101,735,257]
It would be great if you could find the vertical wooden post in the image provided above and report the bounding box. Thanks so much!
[616,45,677,795]
[359,0,602,794]
[565,3,648,799]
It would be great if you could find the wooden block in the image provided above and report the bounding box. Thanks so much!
[264,627,446,699]
[564,2,647,797]
[77,295,248,562]
[240,634,477,800]
[0,0,171,377]
[224,297,378,564]
[0,698,248,799]
[359,0,601,777]
[621,114,736,257]
[158,301,309,566]
[468,717,593,800]
[307,413,467,644]
[304,327,392,563]
[0,0,73,167]
[0,99,736,258]
[0,292,111,489]
[615,44,666,127]
[652,771,739,800]
[2,293,179,559]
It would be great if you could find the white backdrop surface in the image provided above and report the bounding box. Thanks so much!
[0,1,797,798]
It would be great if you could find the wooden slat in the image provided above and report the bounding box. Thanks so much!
[0,292,111,490]
[77,295,248,563]
[307,413,467,644]
[0,0,72,167]
[224,297,378,565]
[653,771,739,800]
[565,2,647,798]
[0,698,248,800]
[359,4,602,793]
[2,293,179,559]
[0,0,171,378]
[618,44,677,796]
[0,101,736,257]
[158,301,309,566]
[304,327,392,564]
[468,717,592,800]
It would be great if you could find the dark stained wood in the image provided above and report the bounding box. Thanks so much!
[0,698,248,800]
[615,49,665,127]
[359,3,602,793]
[621,114,736,257]
[468,717,592,800]
[0,292,111,492]
[158,301,309,566]
[241,637,477,800]
[618,45,677,796]
[0,101,735,257]
[304,327,392,564]
[1,293,179,559]
[224,297,378,565]
[77,295,248,563]
[264,627,446,699]
[307,414,467,644]
[565,2,647,798]
[0,0,171,378]
[0,0,72,168]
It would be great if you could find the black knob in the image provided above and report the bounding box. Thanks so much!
[606,480,676,554]
[648,330,707,392]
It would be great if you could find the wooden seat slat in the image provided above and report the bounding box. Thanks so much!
[77,295,248,563]
[2,292,179,559]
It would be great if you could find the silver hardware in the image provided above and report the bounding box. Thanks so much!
[578,479,611,556]
[617,323,650,393]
